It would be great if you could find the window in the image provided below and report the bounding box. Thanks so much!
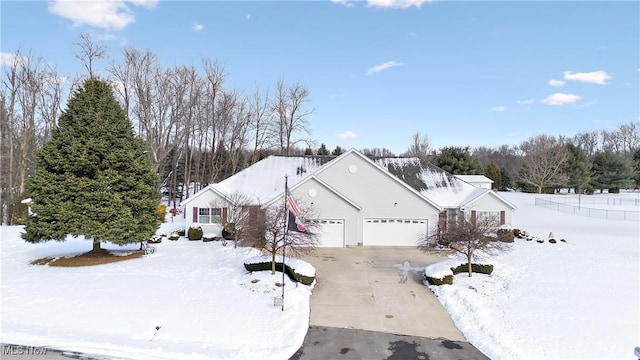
[199,208,222,224]
[478,211,500,225]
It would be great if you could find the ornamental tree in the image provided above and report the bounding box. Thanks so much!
[22,78,160,251]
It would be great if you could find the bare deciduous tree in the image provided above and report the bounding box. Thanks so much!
[419,215,509,277]
[247,85,275,164]
[73,33,107,79]
[241,202,320,274]
[518,134,569,193]
[404,132,432,162]
[272,80,314,155]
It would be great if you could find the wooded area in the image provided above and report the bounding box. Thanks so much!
[2,38,639,224]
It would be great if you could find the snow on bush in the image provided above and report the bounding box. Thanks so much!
[245,255,316,278]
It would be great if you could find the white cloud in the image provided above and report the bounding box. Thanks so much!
[367,0,432,8]
[540,93,581,106]
[193,23,204,32]
[548,79,566,87]
[563,70,611,85]
[48,0,158,31]
[492,106,506,112]
[331,0,355,7]
[516,98,535,105]
[337,130,358,139]
[366,61,403,75]
[0,52,18,66]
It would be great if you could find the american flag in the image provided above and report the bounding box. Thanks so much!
[286,185,308,233]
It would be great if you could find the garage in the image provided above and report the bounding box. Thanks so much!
[315,219,345,248]
[363,218,428,246]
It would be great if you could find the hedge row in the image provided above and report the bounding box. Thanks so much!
[424,262,494,286]
[451,263,494,275]
[244,261,315,286]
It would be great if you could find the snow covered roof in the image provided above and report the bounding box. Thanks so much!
[374,157,481,208]
[185,151,515,210]
[211,155,333,205]
[454,175,494,184]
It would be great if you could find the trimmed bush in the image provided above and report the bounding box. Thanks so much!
[497,229,515,242]
[608,187,620,194]
[202,234,216,242]
[451,263,494,275]
[424,274,453,286]
[244,261,315,286]
[187,226,203,241]
[168,232,180,241]
[148,234,163,244]
[177,229,186,237]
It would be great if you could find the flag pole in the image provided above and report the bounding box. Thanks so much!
[282,175,289,312]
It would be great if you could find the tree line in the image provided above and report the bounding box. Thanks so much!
[2,35,639,224]
[404,125,639,194]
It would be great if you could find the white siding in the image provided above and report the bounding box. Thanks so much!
[315,152,440,245]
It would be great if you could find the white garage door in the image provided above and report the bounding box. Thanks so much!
[316,219,345,248]
[363,218,427,246]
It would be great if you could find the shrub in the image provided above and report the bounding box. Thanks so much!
[243,261,315,285]
[187,226,203,241]
[202,235,216,242]
[156,204,167,224]
[148,234,163,244]
[497,229,515,242]
[608,187,620,194]
[585,185,595,195]
[424,274,454,285]
[222,222,236,240]
[512,228,529,239]
[451,263,494,275]
[177,229,186,237]
[168,232,180,241]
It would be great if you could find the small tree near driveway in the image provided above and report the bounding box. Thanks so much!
[242,202,320,275]
[419,214,509,277]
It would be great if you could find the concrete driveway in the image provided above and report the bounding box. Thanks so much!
[300,247,465,341]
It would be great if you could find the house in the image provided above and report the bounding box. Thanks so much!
[181,149,516,247]
[454,175,494,189]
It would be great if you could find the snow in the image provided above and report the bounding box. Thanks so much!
[424,259,459,278]
[1,216,312,360]
[213,156,330,205]
[2,190,639,359]
[426,191,640,360]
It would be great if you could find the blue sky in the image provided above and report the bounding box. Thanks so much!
[2,0,638,154]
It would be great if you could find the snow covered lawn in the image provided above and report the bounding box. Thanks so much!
[1,220,313,360]
[427,191,640,360]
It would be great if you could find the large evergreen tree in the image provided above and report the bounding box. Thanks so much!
[433,146,482,175]
[22,78,160,251]
[563,143,592,193]
[633,149,640,188]
[484,160,501,190]
[591,150,635,192]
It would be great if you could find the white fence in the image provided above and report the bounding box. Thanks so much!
[535,197,640,221]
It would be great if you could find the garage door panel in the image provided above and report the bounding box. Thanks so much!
[363,218,427,246]
[315,219,345,247]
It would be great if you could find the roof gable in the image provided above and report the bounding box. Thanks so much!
[209,155,333,205]
[315,149,442,211]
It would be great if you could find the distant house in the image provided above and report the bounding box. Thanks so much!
[181,149,516,247]
[454,175,494,189]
